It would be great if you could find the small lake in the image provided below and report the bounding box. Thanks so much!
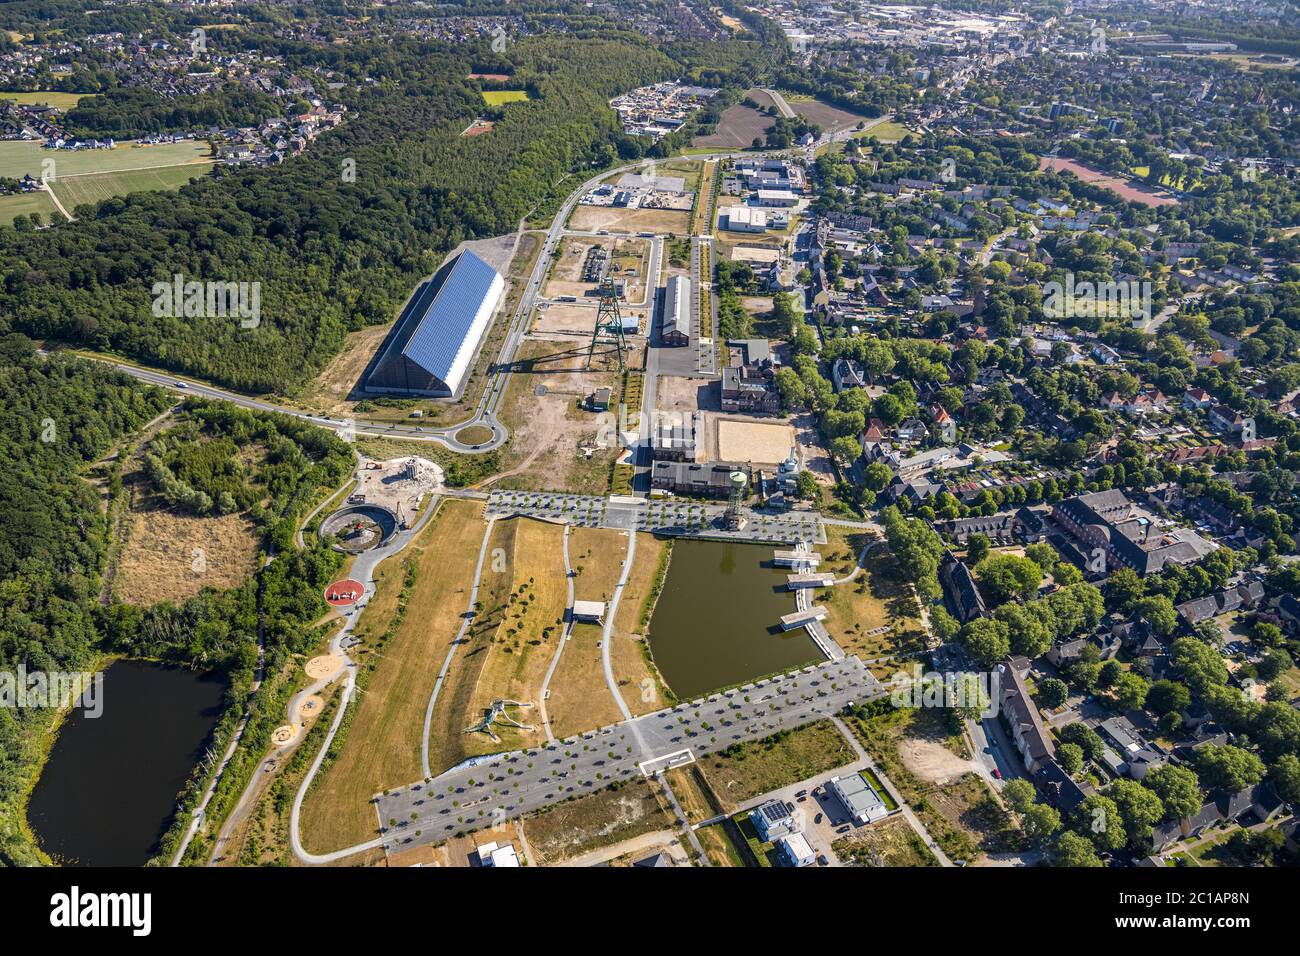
[27,659,227,866]
[647,539,819,700]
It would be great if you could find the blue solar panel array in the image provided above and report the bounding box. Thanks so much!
[402,250,501,383]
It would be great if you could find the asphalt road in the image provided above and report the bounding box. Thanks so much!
[374,657,884,853]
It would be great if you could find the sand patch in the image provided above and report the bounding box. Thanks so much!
[305,655,343,680]
[716,418,795,466]
[898,737,978,785]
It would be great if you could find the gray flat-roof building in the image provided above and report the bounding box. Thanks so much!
[828,773,889,824]
[662,275,690,346]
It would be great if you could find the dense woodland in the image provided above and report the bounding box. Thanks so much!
[0,34,685,395]
[0,337,353,864]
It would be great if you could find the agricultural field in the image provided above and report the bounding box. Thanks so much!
[49,162,212,212]
[788,96,870,132]
[0,90,89,108]
[0,138,211,179]
[0,188,58,224]
[691,103,773,150]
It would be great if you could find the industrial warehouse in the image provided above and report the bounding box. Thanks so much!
[364,249,506,398]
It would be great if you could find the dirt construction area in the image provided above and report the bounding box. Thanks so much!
[899,737,980,786]
[716,417,796,466]
[568,205,690,236]
[545,236,651,304]
[496,338,628,494]
[353,456,443,515]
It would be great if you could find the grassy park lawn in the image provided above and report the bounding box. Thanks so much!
[0,138,211,179]
[854,120,913,143]
[521,779,671,864]
[299,499,487,853]
[0,90,89,108]
[611,533,674,715]
[697,719,856,812]
[815,527,927,667]
[545,526,631,738]
[465,518,569,751]
[731,811,775,866]
[481,89,531,106]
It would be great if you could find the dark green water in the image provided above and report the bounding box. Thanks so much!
[647,539,819,700]
[27,659,227,866]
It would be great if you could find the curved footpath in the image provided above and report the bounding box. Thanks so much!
[418,518,497,782]
[283,496,440,864]
[537,525,576,742]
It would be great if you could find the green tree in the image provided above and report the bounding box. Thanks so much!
[1052,832,1103,867]
[1194,744,1265,792]
[1143,764,1202,820]
[958,617,1010,666]
[975,554,1043,604]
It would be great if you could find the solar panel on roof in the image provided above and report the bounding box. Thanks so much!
[402,250,502,384]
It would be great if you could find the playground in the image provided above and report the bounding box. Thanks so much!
[324,578,366,607]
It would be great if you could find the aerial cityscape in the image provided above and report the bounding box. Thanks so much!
[0,0,1296,923]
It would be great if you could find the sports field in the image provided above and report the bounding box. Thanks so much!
[0,90,89,108]
[50,163,212,211]
[481,89,531,106]
[0,139,211,179]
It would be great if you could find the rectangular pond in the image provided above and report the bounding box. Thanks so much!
[646,538,820,700]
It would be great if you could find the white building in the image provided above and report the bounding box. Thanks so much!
[723,206,768,233]
[828,773,889,824]
[776,832,816,867]
[475,841,520,867]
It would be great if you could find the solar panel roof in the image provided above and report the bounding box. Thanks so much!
[402,250,501,383]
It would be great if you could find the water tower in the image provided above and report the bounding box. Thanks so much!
[725,470,748,531]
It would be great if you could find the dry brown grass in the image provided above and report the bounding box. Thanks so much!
[115,503,260,605]
[296,323,392,415]
[521,780,671,864]
[545,527,629,737]
[464,518,568,754]
[611,533,672,715]
[814,527,927,665]
[299,499,487,853]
